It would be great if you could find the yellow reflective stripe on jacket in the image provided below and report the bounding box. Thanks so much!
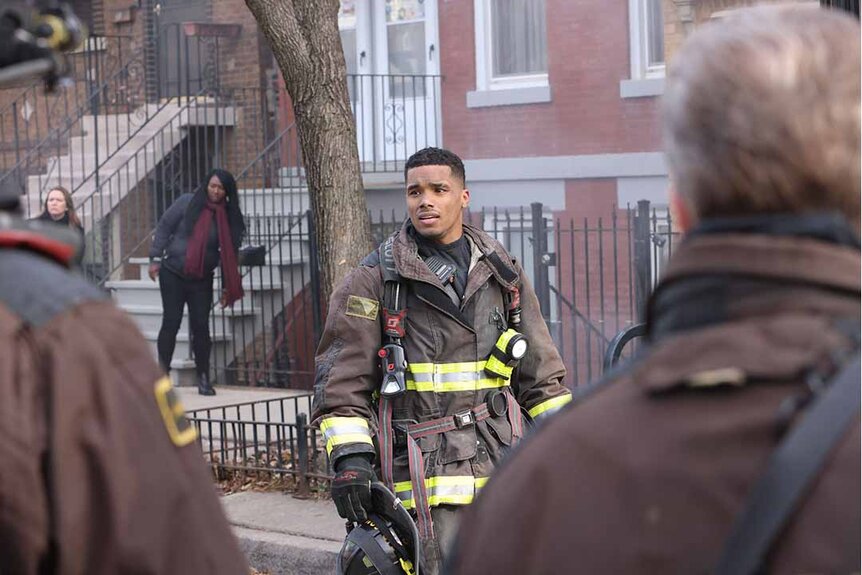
[405,361,508,393]
[393,475,490,510]
[319,416,373,456]
[528,392,573,420]
[484,354,514,379]
[409,361,486,375]
[494,329,519,353]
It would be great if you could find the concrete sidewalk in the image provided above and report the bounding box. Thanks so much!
[179,386,342,573]
[221,491,345,575]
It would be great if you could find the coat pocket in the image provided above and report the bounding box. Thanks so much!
[482,415,514,447]
[439,427,478,465]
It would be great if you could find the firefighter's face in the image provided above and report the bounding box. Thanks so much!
[406,165,469,245]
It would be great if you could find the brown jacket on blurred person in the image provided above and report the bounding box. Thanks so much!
[0,213,248,574]
[450,231,860,574]
[448,6,861,575]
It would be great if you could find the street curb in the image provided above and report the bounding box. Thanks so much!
[234,526,340,575]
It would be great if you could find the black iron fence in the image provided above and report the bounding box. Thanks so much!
[211,200,677,392]
[187,394,329,493]
[542,200,677,384]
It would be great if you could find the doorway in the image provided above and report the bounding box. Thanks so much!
[339,0,441,168]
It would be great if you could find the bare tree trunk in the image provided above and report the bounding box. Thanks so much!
[243,0,372,300]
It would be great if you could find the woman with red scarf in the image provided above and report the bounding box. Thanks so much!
[148,169,245,395]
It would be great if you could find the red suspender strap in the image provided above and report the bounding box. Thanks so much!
[406,434,434,540]
[377,398,395,491]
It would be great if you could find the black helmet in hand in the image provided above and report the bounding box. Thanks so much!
[336,482,425,575]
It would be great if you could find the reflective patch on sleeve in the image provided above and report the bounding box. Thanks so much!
[320,416,374,456]
[345,295,379,321]
[685,368,746,388]
[528,392,573,420]
[154,376,197,447]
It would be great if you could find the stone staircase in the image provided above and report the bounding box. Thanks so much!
[24,98,236,223]
[107,181,312,387]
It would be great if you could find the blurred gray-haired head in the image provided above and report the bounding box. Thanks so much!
[662,5,860,230]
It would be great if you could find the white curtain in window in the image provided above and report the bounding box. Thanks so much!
[646,0,664,67]
[491,0,548,78]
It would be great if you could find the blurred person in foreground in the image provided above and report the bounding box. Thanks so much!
[0,192,247,572]
[448,6,860,574]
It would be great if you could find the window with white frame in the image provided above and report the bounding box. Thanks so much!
[629,0,665,79]
[474,0,548,91]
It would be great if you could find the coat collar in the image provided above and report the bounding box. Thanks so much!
[635,232,860,394]
[391,219,519,290]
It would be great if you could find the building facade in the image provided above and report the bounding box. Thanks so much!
[0,0,823,389]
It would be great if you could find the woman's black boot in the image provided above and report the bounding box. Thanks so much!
[198,373,216,396]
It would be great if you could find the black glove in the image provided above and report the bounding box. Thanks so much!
[331,455,375,523]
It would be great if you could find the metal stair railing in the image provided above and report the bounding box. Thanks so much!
[5,32,222,217]
[0,35,134,175]
[213,208,314,388]
[209,123,315,388]
[0,36,152,205]
[1,61,169,213]
[77,86,226,283]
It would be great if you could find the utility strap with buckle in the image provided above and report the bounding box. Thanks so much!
[398,404,494,542]
[407,403,493,439]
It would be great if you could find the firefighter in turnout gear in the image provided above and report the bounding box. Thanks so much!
[313,147,571,574]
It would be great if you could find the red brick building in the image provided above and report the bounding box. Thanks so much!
[334,0,669,218]
[0,0,676,387]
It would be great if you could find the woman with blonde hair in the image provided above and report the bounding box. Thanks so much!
[37,186,83,231]
[36,186,84,263]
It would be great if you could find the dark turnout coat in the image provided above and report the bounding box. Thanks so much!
[0,222,248,574]
[449,228,860,575]
[312,221,571,511]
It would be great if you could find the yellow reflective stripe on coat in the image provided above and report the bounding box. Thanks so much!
[319,416,373,456]
[393,475,490,509]
[484,354,514,379]
[528,392,573,420]
[494,329,520,353]
[405,361,508,393]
